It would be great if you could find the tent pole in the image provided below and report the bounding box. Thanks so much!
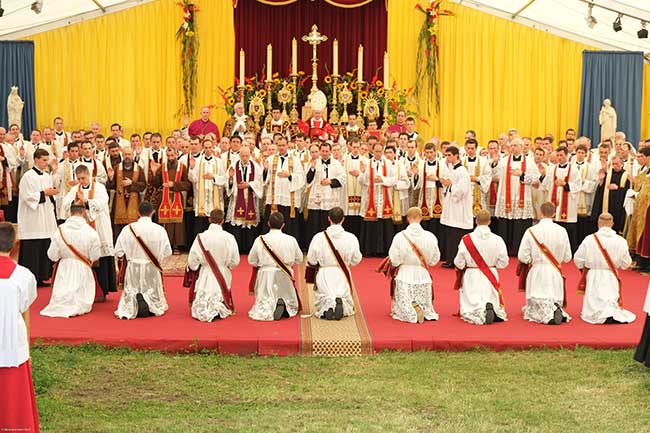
[512,0,536,19]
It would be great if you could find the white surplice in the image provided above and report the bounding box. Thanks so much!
[114,217,172,319]
[306,224,362,318]
[518,218,572,323]
[305,158,346,211]
[263,153,305,210]
[494,154,540,219]
[53,158,81,218]
[78,157,108,185]
[62,182,114,257]
[17,167,57,240]
[188,155,227,215]
[542,162,582,223]
[359,158,398,220]
[574,160,599,217]
[454,225,509,325]
[248,229,303,321]
[0,260,37,368]
[40,217,101,318]
[440,163,473,230]
[341,154,367,216]
[402,155,421,208]
[574,227,635,324]
[388,223,440,323]
[414,158,450,216]
[226,160,264,227]
[463,155,492,211]
[188,224,240,322]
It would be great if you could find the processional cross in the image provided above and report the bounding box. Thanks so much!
[302,24,328,98]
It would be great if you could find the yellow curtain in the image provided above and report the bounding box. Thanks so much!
[25,0,234,136]
[642,63,650,142]
[388,1,594,144]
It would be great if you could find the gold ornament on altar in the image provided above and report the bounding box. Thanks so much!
[301,24,328,99]
[339,83,353,124]
[363,93,381,122]
[277,81,292,123]
[248,93,265,125]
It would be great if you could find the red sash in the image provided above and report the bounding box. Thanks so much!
[593,234,624,307]
[461,234,505,307]
[365,160,392,220]
[234,161,257,224]
[323,230,354,293]
[505,155,526,213]
[488,180,498,208]
[128,225,163,274]
[158,162,184,223]
[403,234,435,302]
[258,235,302,312]
[197,234,235,312]
[551,164,572,221]
[529,230,567,307]
[55,226,102,299]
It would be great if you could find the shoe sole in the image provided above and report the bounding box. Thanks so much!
[552,307,563,325]
[485,303,495,325]
[413,303,425,324]
[334,298,344,320]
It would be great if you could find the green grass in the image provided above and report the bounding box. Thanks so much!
[31,345,650,433]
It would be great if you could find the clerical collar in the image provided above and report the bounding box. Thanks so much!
[33,167,43,175]
[351,155,359,160]
[427,160,436,166]
[467,156,476,162]
[453,162,462,170]
[322,159,331,165]
[512,155,522,161]
[192,153,201,158]
[558,163,568,168]
[81,184,91,190]
[576,160,584,165]
[204,156,213,161]
[83,157,93,163]
[55,131,64,136]
[407,156,416,162]
[69,159,78,164]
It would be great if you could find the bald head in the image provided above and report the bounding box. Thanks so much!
[598,212,614,229]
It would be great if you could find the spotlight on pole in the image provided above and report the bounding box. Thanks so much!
[613,13,623,32]
[31,0,43,14]
[639,22,649,39]
[585,3,597,29]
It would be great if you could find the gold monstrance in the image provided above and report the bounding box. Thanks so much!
[301,24,328,99]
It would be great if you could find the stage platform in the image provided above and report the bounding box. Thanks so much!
[30,257,649,355]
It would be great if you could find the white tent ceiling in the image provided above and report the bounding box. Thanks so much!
[0,0,152,38]
[457,0,650,56]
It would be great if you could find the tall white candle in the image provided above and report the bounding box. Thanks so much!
[239,49,245,86]
[333,39,339,76]
[292,38,298,75]
[357,45,364,82]
[383,52,389,89]
[267,44,273,80]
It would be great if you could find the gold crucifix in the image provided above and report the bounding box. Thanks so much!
[301,24,328,98]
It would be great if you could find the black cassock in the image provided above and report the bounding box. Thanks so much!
[591,169,630,234]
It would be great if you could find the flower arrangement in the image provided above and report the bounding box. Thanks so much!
[176,1,199,118]
[415,0,453,115]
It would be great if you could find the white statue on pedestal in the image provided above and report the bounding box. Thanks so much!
[7,86,24,130]
[599,98,617,143]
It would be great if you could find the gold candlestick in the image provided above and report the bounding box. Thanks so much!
[330,75,340,125]
[290,74,299,124]
[382,88,390,134]
[265,80,273,126]
[356,80,364,118]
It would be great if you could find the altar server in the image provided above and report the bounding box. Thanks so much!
[0,223,40,433]
[40,203,101,317]
[188,209,240,322]
[17,148,58,286]
[454,210,508,325]
[387,207,440,323]
[114,201,172,319]
[518,201,572,325]
[263,136,305,239]
[62,165,116,299]
[306,207,362,320]
[248,212,303,321]
[440,145,474,267]
[574,213,635,324]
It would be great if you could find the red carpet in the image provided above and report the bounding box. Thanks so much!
[30,258,649,354]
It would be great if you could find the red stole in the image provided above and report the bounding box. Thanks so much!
[505,155,526,213]
[365,160,392,221]
[461,234,505,307]
[0,255,17,278]
[158,162,184,223]
[234,161,257,224]
[0,145,8,205]
[551,164,571,221]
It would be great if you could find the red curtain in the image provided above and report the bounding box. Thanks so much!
[234,0,387,85]
[233,0,377,8]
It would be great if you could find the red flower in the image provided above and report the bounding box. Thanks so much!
[420,117,430,126]
[188,4,194,11]
[245,77,253,85]
[391,100,398,112]
[415,3,424,12]
[371,75,378,86]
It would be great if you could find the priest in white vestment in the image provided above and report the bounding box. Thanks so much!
[114,202,172,319]
[518,201,572,325]
[62,165,116,298]
[493,138,541,255]
[454,210,509,325]
[574,212,635,324]
[79,141,108,185]
[414,142,450,248]
[440,145,474,267]
[340,139,367,235]
[188,209,240,322]
[188,139,227,234]
[17,148,58,286]
[52,142,82,222]
[262,136,305,239]
[306,207,362,320]
[388,207,440,323]
[248,212,303,321]
[40,204,101,318]
[573,144,600,245]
